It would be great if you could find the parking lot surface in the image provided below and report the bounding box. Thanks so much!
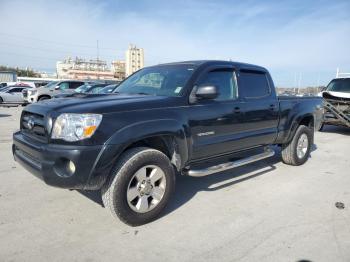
[1,106,350,262]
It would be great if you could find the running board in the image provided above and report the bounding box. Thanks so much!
[186,147,275,177]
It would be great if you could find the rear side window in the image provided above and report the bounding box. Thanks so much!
[239,70,270,98]
[9,88,24,93]
[69,82,84,89]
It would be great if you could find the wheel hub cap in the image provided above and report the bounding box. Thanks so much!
[127,165,167,213]
[297,133,309,159]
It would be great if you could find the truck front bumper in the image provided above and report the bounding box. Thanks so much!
[12,131,107,189]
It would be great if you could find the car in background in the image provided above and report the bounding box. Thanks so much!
[319,77,350,130]
[53,83,108,98]
[53,83,120,98]
[24,80,88,103]
[98,83,119,94]
[74,83,109,94]
[0,86,29,105]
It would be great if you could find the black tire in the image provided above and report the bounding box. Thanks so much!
[38,96,50,101]
[102,147,176,226]
[281,125,313,166]
[0,97,3,103]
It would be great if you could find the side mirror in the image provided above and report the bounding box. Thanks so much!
[54,85,60,90]
[195,85,218,100]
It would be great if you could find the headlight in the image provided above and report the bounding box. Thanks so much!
[51,113,102,141]
[30,90,37,95]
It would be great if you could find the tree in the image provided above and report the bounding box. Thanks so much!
[0,65,40,77]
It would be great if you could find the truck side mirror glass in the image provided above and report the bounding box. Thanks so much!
[195,85,218,100]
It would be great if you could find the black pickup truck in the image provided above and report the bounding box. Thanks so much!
[13,60,323,226]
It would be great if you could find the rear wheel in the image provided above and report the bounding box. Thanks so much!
[281,125,313,166]
[102,147,176,226]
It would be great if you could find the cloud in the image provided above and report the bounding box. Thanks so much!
[0,0,349,86]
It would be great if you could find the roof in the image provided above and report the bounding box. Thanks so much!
[153,60,267,71]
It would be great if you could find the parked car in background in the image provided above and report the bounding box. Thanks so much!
[319,77,350,130]
[74,83,109,94]
[0,82,17,88]
[24,80,87,103]
[53,83,108,98]
[98,83,119,94]
[0,86,29,105]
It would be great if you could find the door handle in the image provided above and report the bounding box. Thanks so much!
[269,104,276,110]
[234,107,241,114]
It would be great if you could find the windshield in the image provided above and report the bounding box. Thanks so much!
[114,65,195,97]
[44,81,59,88]
[326,79,350,93]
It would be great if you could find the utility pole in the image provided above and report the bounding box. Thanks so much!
[297,72,302,93]
[96,40,99,61]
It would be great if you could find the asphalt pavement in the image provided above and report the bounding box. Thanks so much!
[1,105,350,262]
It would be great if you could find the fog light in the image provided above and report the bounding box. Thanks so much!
[68,161,76,174]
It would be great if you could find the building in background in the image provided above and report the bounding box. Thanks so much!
[111,60,126,80]
[0,71,17,82]
[125,44,144,77]
[56,57,115,80]
[55,45,144,80]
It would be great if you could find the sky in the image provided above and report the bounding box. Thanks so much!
[0,0,349,87]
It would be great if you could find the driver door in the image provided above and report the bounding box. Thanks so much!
[188,67,246,160]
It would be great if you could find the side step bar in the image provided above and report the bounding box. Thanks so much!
[186,147,275,177]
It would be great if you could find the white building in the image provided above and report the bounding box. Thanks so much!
[125,44,144,77]
[56,57,115,80]
[111,60,126,80]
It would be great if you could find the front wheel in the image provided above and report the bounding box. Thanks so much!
[102,147,176,226]
[281,125,313,166]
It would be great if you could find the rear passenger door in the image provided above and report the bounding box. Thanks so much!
[237,69,279,147]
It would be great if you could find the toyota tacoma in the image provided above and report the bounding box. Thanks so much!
[13,60,323,226]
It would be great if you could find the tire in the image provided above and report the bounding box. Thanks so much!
[281,125,313,166]
[102,147,176,226]
[0,97,3,103]
[38,96,50,101]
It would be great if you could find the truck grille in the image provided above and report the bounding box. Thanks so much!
[21,111,48,143]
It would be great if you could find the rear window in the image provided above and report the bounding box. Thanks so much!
[239,70,270,98]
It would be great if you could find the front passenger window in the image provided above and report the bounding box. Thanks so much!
[197,69,237,101]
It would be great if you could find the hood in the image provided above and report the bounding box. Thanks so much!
[24,93,181,116]
[322,91,350,99]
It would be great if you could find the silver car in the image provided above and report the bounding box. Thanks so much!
[0,86,28,104]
